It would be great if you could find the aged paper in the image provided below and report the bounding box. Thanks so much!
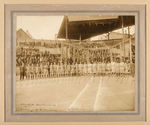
[2,2,147,123]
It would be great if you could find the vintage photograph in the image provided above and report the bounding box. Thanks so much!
[15,15,135,113]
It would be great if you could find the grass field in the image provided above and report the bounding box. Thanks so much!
[15,75,135,112]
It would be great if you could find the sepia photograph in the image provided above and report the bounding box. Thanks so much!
[15,15,136,113]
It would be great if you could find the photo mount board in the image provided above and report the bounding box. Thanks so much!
[4,4,146,122]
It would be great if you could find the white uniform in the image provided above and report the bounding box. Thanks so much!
[93,63,96,74]
[56,65,59,76]
[95,63,98,74]
[75,63,79,75]
[35,66,39,78]
[50,64,53,76]
[81,64,84,75]
[60,64,64,76]
[116,63,120,74]
[125,63,128,74]
[78,64,82,74]
[126,63,130,74]
[98,63,102,74]
[71,65,74,75]
[63,64,67,75]
[26,66,30,78]
[67,64,70,75]
[44,65,48,77]
[101,63,105,74]
[120,62,125,74]
[83,64,87,74]
[111,62,115,73]
[106,63,110,74]
[88,63,92,74]
[86,64,88,74]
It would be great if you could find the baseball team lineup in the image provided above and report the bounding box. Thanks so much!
[18,59,134,80]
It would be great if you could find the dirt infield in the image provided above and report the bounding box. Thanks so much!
[15,76,135,112]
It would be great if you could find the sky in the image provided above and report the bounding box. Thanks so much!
[17,15,135,40]
[17,16,64,40]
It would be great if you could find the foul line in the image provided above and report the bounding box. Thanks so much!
[93,77,102,111]
[68,76,93,110]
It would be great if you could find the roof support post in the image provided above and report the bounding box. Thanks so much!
[60,41,63,64]
[86,49,89,63]
[121,16,125,61]
[65,16,70,64]
[79,34,82,44]
[73,47,75,64]
[128,26,130,38]
[128,26,132,64]
[65,16,68,40]
[108,32,110,40]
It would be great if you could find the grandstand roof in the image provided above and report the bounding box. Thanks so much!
[57,16,135,40]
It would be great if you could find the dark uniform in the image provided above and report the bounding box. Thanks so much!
[47,64,50,77]
[20,64,24,80]
[130,63,135,77]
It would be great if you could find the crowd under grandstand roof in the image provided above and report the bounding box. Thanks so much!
[57,16,135,40]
